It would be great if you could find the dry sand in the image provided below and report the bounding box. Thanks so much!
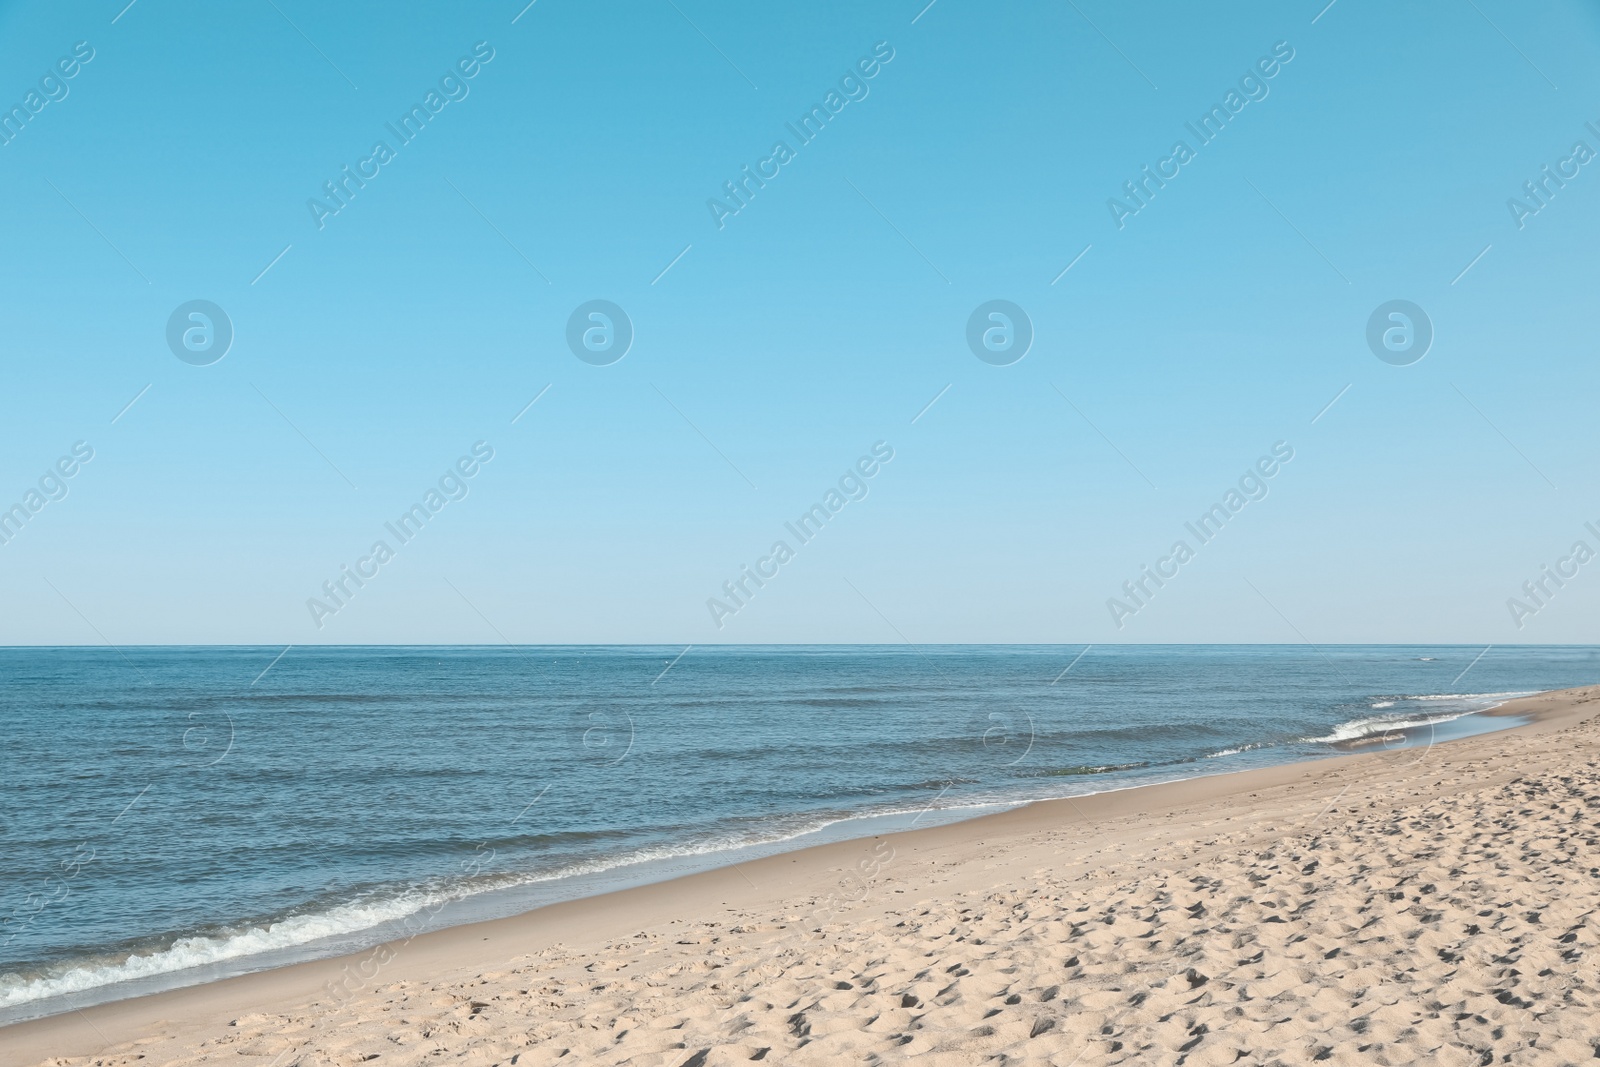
[10,685,1600,1066]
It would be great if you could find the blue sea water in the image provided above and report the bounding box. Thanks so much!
[0,644,1594,1022]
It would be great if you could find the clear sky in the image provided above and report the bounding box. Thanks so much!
[1,0,1598,645]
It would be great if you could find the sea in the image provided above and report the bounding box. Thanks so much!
[1,643,1594,1023]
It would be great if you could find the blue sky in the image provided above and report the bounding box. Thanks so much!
[1,0,1598,645]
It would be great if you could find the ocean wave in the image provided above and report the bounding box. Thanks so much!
[0,890,448,1009]
[0,797,1012,1011]
[1030,762,1149,777]
[1306,691,1535,745]
[1306,712,1463,744]
[1205,741,1272,758]
[1403,691,1533,701]
[1370,692,1531,710]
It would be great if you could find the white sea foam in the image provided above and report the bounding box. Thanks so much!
[0,890,448,1009]
[0,800,1009,1011]
[1205,741,1270,758]
[1307,712,1464,744]
[1307,691,1535,745]
[0,835,801,1010]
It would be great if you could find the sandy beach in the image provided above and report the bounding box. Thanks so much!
[10,684,1599,1066]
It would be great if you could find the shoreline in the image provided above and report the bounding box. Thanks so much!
[9,683,1597,1064]
[0,692,1533,1025]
